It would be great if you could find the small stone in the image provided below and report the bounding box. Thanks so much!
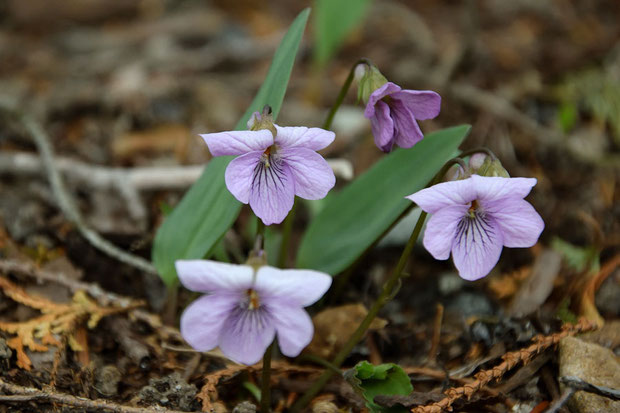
[138,372,198,411]
[0,338,12,359]
[232,401,256,413]
[559,336,620,413]
[94,365,121,397]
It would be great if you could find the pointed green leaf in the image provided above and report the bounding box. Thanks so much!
[297,125,470,275]
[152,9,311,286]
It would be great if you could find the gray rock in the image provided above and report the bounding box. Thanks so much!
[559,336,620,413]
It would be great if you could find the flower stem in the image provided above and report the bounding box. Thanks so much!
[290,157,466,412]
[322,58,373,130]
[290,210,428,412]
[260,342,274,413]
[277,200,297,268]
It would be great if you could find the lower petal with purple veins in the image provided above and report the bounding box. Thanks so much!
[249,158,295,225]
[225,151,263,203]
[218,306,276,365]
[451,213,504,281]
[422,204,469,260]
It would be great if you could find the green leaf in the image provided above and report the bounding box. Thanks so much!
[314,0,372,66]
[344,361,413,413]
[152,9,311,286]
[297,125,470,275]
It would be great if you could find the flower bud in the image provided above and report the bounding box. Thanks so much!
[247,105,277,137]
[472,155,510,178]
[356,63,388,105]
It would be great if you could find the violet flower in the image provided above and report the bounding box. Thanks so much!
[177,260,331,365]
[364,82,441,152]
[200,112,336,225]
[407,175,544,281]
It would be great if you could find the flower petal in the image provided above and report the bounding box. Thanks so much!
[280,147,335,200]
[249,160,295,225]
[364,82,401,118]
[485,198,544,248]
[254,266,332,307]
[423,204,469,260]
[390,101,425,149]
[275,126,335,151]
[200,129,273,156]
[451,214,504,281]
[470,175,538,202]
[176,260,254,293]
[180,294,240,352]
[218,307,276,365]
[270,304,314,357]
[225,151,262,203]
[406,179,475,214]
[390,90,441,120]
[370,100,395,152]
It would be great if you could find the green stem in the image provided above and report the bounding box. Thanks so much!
[458,147,497,161]
[322,58,373,130]
[252,220,265,257]
[277,200,297,268]
[290,157,467,412]
[290,210,427,412]
[260,342,274,413]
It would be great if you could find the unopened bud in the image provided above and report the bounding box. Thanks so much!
[247,105,277,137]
[357,63,388,104]
[475,156,510,178]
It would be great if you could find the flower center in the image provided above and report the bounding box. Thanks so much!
[261,144,279,168]
[468,199,480,218]
[245,288,260,310]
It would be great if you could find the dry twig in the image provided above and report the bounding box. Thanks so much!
[0,99,157,275]
[0,259,142,308]
[411,319,597,413]
[0,377,189,413]
[198,361,322,411]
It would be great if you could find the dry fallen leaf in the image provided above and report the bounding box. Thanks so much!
[305,303,387,360]
[0,276,138,370]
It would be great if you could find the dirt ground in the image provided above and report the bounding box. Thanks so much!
[0,0,619,412]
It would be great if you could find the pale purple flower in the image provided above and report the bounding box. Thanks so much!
[177,260,332,365]
[406,175,544,281]
[200,114,336,225]
[364,82,441,152]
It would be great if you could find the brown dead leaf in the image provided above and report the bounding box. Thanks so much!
[579,254,620,327]
[0,276,136,370]
[304,303,387,360]
[508,249,563,317]
[487,266,530,300]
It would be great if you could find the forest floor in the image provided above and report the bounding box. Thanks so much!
[0,1,619,412]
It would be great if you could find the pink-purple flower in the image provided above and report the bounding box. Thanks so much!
[200,113,336,225]
[406,175,544,281]
[177,260,331,365]
[364,82,441,152]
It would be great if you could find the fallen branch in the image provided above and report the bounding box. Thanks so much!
[0,377,189,413]
[0,100,157,275]
[560,376,620,401]
[0,259,142,309]
[0,152,353,189]
[411,319,597,413]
